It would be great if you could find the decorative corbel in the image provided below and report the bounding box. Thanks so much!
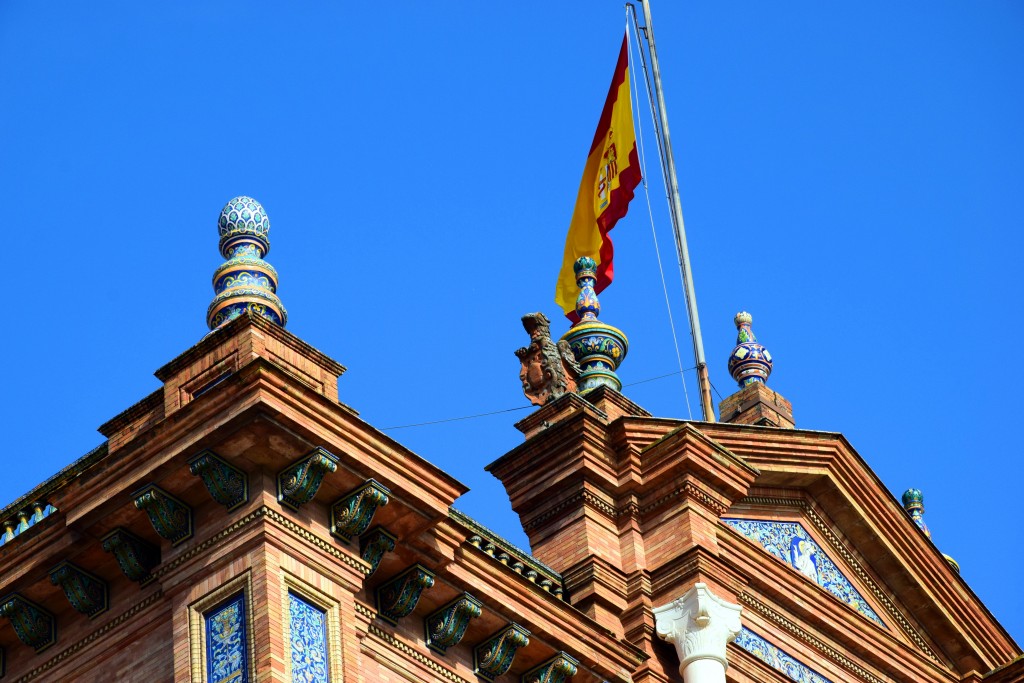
[375,564,435,625]
[188,450,248,511]
[654,583,742,682]
[49,561,108,618]
[132,485,193,545]
[474,623,530,682]
[330,479,390,543]
[521,652,578,683]
[277,447,339,510]
[101,527,160,584]
[0,594,56,652]
[424,592,482,654]
[360,526,396,576]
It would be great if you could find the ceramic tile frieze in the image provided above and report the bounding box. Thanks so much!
[722,518,884,627]
[289,592,330,683]
[206,593,248,683]
[734,627,832,683]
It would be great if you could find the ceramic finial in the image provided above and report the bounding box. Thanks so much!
[207,196,287,330]
[559,257,628,392]
[727,312,773,386]
[901,488,930,538]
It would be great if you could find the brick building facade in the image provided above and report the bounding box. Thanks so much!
[0,198,1020,682]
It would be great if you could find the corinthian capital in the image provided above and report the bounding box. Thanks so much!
[653,583,742,671]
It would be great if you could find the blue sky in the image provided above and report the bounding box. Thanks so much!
[2,0,1022,651]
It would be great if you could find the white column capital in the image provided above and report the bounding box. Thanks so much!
[653,583,742,680]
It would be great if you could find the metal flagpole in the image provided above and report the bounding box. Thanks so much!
[638,0,716,422]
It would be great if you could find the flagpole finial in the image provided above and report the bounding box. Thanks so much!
[560,257,629,392]
[207,196,287,330]
[727,311,772,387]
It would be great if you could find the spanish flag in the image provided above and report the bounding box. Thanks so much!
[555,34,642,321]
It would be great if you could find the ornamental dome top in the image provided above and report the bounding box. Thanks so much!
[218,196,271,259]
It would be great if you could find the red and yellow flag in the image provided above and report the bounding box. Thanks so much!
[555,34,641,321]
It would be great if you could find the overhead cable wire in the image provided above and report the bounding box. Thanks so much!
[381,366,697,431]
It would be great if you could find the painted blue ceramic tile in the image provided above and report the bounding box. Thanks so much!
[206,593,248,683]
[722,518,885,627]
[734,627,833,683]
[289,592,330,683]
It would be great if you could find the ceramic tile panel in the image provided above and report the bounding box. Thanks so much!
[734,627,832,682]
[206,593,248,683]
[289,592,330,683]
[723,518,885,627]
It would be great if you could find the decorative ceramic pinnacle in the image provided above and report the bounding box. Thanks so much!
[189,450,248,511]
[474,623,531,681]
[559,256,629,392]
[101,528,160,584]
[521,652,579,683]
[0,594,56,652]
[360,526,397,576]
[727,311,773,387]
[902,488,930,538]
[425,593,483,654]
[573,257,600,322]
[330,479,390,544]
[49,562,108,618]
[207,196,287,330]
[277,446,339,510]
[133,484,194,546]
[375,564,435,625]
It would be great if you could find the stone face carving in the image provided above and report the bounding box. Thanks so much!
[101,527,160,584]
[515,313,580,407]
[189,450,248,511]
[277,447,339,510]
[360,526,396,576]
[474,623,530,681]
[330,479,390,544]
[654,583,742,678]
[0,594,56,652]
[521,651,579,683]
[49,561,109,618]
[375,564,435,625]
[424,592,482,654]
[133,485,193,546]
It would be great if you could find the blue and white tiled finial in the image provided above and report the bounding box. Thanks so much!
[207,196,287,330]
[559,256,628,392]
[901,488,929,538]
[727,312,773,387]
[902,488,960,573]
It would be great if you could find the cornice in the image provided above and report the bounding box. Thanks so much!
[151,505,371,581]
[153,311,346,382]
[11,589,164,683]
[97,389,164,438]
[738,592,889,683]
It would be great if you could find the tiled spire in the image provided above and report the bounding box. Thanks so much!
[901,488,929,537]
[559,257,628,392]
[902,488,960,573]
[727,312,773,387]
[207,196,287,330]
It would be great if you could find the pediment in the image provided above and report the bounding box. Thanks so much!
[722,516,885,629]
[696,421,1019,677]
